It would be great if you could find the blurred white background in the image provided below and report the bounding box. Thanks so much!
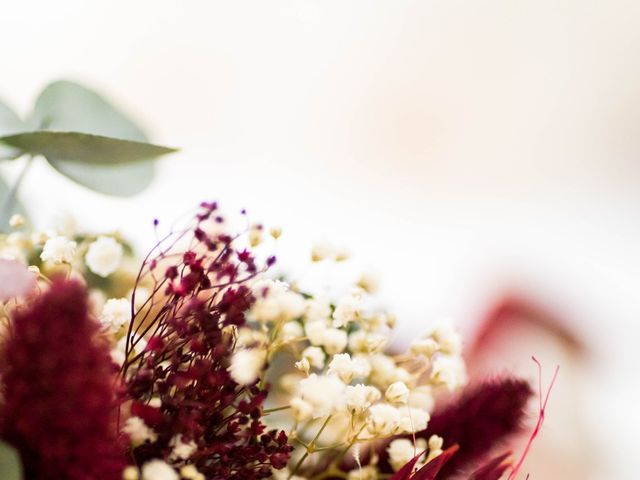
[2,1,640,478]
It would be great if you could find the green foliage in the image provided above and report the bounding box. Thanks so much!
[0,80,176,196]
[0,441,24,480]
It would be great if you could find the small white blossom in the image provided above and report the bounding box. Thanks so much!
[141,459,178,480]
[426,434,444,462]
[299,373,346,418]
[333,290,363,328]
[290,397,314,422]
[169,435,197,461]
[295,357,310,375]
[305,296,331,322]
[123,416,157,446]
[280,321,304,341]
[328,353,370,383]
[305,321,327,346]
[250,279,305,323]
[385,381,410,405]
[302,346,326,369]
[342,384,381,414]
[431,324,463,356]
[398,406,430,433]
[40,235,76,264]
[410,338,439,357]
[320,328,348,354]
[85,236,123,277]
[349,330,387,354]
[367,403,402,436]
[311,241,335,261]
[408,385,435,412]
[228,348,266,385]
[180,465,205,480]
[100,298,131,332]
[430,355,467,391]
[368,354,398,389]
[387,438,427,472]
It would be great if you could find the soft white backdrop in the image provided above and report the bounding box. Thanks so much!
[2,1,639,478]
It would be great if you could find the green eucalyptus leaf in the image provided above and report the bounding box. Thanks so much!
[0,131,176,165]
[0,100,25,160]
[31,80,147,141]
[0,440,24,480]
[48,158,155,197]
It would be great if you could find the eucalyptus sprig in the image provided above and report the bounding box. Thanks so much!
[0,80,177,228]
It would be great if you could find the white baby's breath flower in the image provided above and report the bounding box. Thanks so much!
[100,298,131,332]
[430,355,467,391]
[295,357,310,375]
[280,320,304,341]
[410,338,439,357]
[320,328,348,354]
[387,438,427,472]
[122,465,140,480]
[250,279,305,323]
[311,241,334,261]
[385,381,410,405]
[141,459,178,480]
[305,321,327,346]
[305,296,331,322]
[180,465,205,480]
[169,434,197,461]
[356,271,380,294]
[367,403,402,437]
[299,373,346,418]
[290,397,314,422]
[368,354,398,389]
[229,348,266,385]
[333,290,363,328]
[123,416,157,446]
[328,353,371,383]
[40,235,76,264]
[85,236,123,277]
[349,330,387,354]
[408,385,435,412]
[302,346,326,369]
[431,324,463,356]
[426,434,444,462]
[342,384,381,414]
[397,406,430,433]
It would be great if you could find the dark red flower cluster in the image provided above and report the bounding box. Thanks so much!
[0,279,126,480]
[121,202,291,479]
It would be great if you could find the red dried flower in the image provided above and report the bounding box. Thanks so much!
[0,279,127,480]
[121,203,292,479]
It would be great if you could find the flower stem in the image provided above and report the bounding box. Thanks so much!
[0,155,33,228]
[289,415,333,479]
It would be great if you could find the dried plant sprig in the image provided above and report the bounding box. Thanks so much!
[118,202,290,479]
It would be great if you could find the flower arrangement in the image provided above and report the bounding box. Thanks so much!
[0,81,553,480]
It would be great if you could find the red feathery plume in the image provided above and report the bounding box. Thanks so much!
[420,377,532,478]
[0,279,126,480]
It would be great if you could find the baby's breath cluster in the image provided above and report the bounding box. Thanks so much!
[235,244,467,479]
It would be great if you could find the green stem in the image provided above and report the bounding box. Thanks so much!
[289,415,333,479]
[0,155,33,227]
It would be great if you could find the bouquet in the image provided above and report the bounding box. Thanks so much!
[0,82,555,480]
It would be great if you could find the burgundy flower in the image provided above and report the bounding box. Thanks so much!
[121,203,292,479]
[0,279,127,480]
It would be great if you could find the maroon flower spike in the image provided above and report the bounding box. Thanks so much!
[419,377,532,478]
[0,279,127,480]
